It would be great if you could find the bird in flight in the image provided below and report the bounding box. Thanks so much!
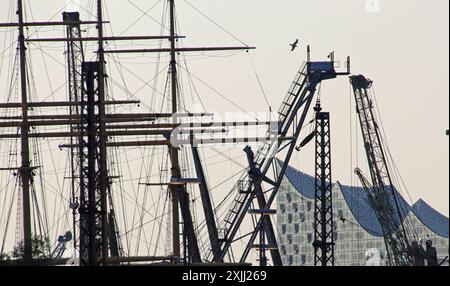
[290,39,299,51]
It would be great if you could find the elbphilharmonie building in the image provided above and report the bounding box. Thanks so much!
[277,164,449,266]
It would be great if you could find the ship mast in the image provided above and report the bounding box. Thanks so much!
[95,0,109,264]
[167,0,202,263]
[168,0,181,259]
[17,0,33,263]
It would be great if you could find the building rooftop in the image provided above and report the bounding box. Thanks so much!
[412,199,449,238]
[282,162,449,238]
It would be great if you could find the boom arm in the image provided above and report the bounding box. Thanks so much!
[350,75,413,266]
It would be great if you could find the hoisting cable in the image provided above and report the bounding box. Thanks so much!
[370,86,419,241]
[371,86,415,206]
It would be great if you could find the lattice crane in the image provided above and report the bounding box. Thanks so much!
[350,75,414,266]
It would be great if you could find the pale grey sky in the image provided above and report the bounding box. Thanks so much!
[98,0,449,215]
[0,0,448,257]
[181,0,450,215]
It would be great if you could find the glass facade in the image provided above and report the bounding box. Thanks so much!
[277,177,449,266]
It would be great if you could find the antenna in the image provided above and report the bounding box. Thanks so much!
[307,45,311,63]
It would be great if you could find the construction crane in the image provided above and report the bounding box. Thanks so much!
[350,75,414,266]
[215,48,350,265]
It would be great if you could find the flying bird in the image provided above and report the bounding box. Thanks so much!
[290,39,299,51]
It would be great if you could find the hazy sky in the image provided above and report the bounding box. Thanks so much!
[181,0,450,215]
[0,1,448,254]
[93,0,450,215]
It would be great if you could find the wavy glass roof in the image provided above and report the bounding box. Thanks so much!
[281,162,449,238]
[412,199,449,238]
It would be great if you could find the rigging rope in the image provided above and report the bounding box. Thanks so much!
[176,63,259,121]
[182,0,249,47]
[248,54,272,113]
[126,0,171,35]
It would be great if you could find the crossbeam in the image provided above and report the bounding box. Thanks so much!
[248,209,277,216]
[26,35,185,42]
[0,128,227,139]
[60,140,171,149]
[0,21,108,28]
[105,121,276,130]
[0,112,211,121]
[139,178,201,187]
[0,166,40,171]
[0,118,253,130]
[82,136,292,148]
[0,256,179,266]
[0,100,139,109]
[251,245,279,250]
[104,46,255,54]
[0,120,276,129]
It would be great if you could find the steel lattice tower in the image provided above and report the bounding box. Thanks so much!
[350,74,412,266]
[313,103,335,266]
[63,11,85,254]
[78,62,108,266]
